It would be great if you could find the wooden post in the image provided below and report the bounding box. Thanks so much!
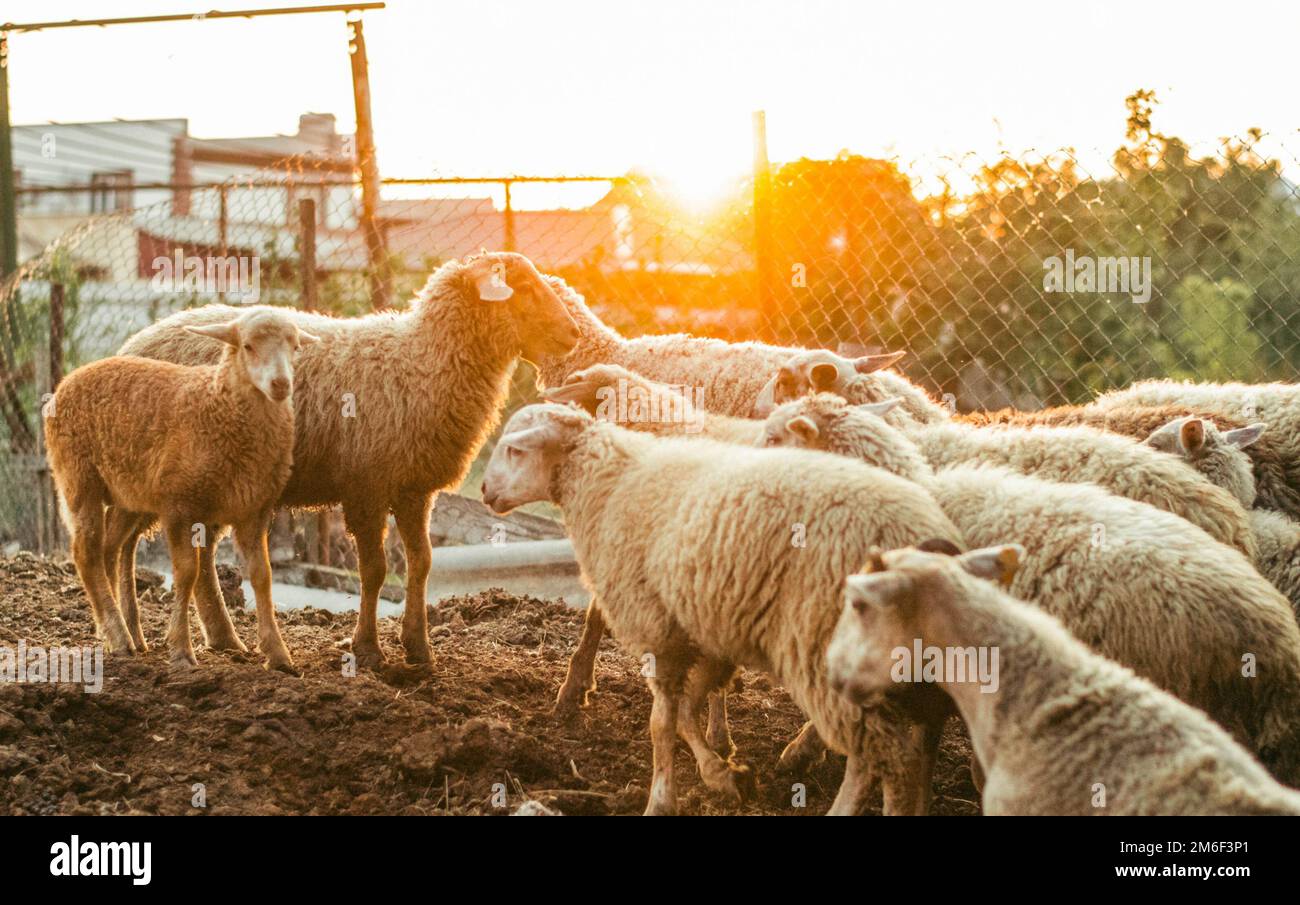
[347,17,391,310]
[752,111,776,324]
[0,32,17,279]
[299,197,317,311]
[503,180,516,253]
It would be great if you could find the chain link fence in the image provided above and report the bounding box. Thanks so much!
[5,121,1300,552]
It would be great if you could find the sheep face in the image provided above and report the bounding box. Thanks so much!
[481,403,591,514]
[827,544,1022,706]
[1142,415,1263,508]
[184,310,318,402]
[464,253,579,363]
[752,349,905,416]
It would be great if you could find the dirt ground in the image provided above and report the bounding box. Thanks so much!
[0,552,980,816]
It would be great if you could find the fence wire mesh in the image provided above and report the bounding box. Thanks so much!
[5,123,1300,550]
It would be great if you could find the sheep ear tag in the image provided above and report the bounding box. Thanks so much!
[475,266,514,302]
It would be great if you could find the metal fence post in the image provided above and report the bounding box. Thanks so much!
[752,110,775,324]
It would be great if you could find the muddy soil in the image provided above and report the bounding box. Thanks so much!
[0,552,979,816]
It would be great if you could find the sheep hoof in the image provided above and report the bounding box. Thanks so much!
[207,635,248,653]
[350,640,387,670]
[168,650,199,672]
[777,725,827,772]
[552,683,593,717]
[129,634,149,653]
[706,726,735,759]
[402,641,433,666]
[266,657,301,677]
[704,761,755,804]
[104,628,137,655]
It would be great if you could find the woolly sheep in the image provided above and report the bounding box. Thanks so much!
[1093,378,1300,516]
[533,277,904,418]
[964,402,1295,517]
[826,545,1300,815]
[765,393,1300,782]
[116,252,580,668]
[481,402,966,815]
[1139,416,1300,623]
[751,348,948,423]
[46,310,317,670]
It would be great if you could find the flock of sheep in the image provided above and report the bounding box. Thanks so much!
[40,250,1300,816]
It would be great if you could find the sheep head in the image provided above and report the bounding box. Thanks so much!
[1143,414,1264,508]
[184,309,318,403]
[758,393,901,450]
[481,402,591,514]
[752,348,905,417]
[826,543,1022,707]
[461,252,580,363]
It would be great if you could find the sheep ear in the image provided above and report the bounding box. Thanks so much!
[542,381,599,412]
[469,257,514,301]
[810,362,839,391]
[857,398,902,418]
[864,546,886,573]
[184,321,240,347]
[1224,423,1265,449]
[786,415,820,443]
[297,328,321,345]
[1178,418,1206,455]
[501,425,552,451]
[853,351,906,374]
[957,544,1024,588]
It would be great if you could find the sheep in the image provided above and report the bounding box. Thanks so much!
[532,276,904,418]
[764,393,1300,783]
[1092,379,1300,515]
[481,402,967,815]
[1137,415,1300,623]
[826,544,1300,815]
[542,363,763,445]
[751,348,950,423]
[115,252,580,668]
[963,402,1298,518]
[45,310,317,670]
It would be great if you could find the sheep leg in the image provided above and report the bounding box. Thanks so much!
[907,713,945,816]
[344,502,388,668]
[827,752,876,816]
[554,599,605,714]
[970,753,985,796]
[70,493,135,655]
[392,493,434,665]
[162,518,200,670]
[234,514,295,674]
[705,689,735,758]
[645,685,682,816]
[778,720,827,772]
[679,660,752,805]
[193,525,248,653]
[104,506,150,652]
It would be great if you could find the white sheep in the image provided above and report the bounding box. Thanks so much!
[1093,378,1300,515]
[765,393,1300,783]
[45,310,316,670]
[533,277,905,418]
[752,348,950,423]
[762,369,1257,558]
[482,402,966,815]
[1141,416,1300,623]
[827,544,1300,815]
[116,253,579,668]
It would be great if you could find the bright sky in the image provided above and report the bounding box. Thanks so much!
[6,0,1300,206]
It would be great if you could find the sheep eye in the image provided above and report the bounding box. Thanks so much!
[243,343,253,352]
